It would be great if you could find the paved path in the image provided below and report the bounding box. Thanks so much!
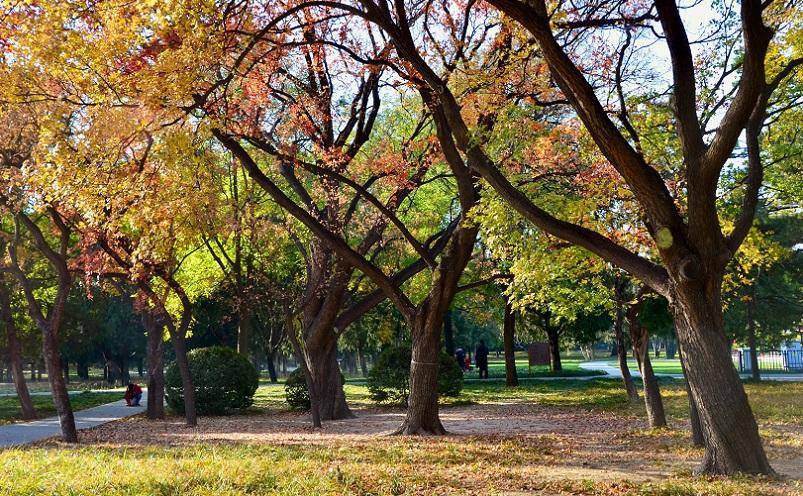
[0,392,146,448]
[579,360,803,381]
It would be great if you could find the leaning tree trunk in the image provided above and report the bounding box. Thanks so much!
[0,286,36,420]
[503,298,518,387]
[615,303,639,402]
[306,335,353,421]
[395,313,445,435]
[143,311,165,420]
[671,284,772,475]
[42,326,77,442]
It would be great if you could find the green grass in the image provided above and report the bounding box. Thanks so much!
[0,391,122,425]
[606,358,803,376]
[461,356,604,379]
[0,380,799,495]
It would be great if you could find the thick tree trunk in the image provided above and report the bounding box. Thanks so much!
[0,285,37,420]
[503,298,518,387]
[42,328,77,442]
[395,317,445,435]
[169,330,196,427]
[30,363,36,382]
[143,311,165,420]
[671,287,772,475]
[306,337,352,421]
[615,303,639,401]
[266,352,278,383]
[76,360,89,380]
[62,359,69,383]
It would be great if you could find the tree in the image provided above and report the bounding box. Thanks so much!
[329,0,801,474]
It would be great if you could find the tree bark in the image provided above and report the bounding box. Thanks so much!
[395,316,445,435]
[237,303,252,357]
[42,326,77,442]
[614,301,639,402]
[0,283,37,419]
[358,347,368,377]
[677,341,705,446]
[671,289,772,475]
[546,327,562,372]
[746,292,760,381]
[306,336,352,421]
[143,311,165,420]
[628,304,667,428]
[169,329,196,426]
[503,297,518,387]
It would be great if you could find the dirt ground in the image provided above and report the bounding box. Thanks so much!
[74,402,803,486]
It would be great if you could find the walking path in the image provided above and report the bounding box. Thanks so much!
[579,360,803,381]
[0,392,146,448]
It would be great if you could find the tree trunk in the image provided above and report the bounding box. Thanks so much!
[169,330,196,427]
[30,363,36,382]
[628,307,666,428]
[503,298,518,387]
[677,342,704,446]
[237,304,252,357]
[638,352,667,428]
[266,352,278,383]
[77,360,89,380]
[120,355,130,385]
[546,327,562,372]
[615,301,639,402]
[358,347,368,377]
[306,337,352,421]
[395,316,445,435]
[671,288,772,475]
[443,308,454,355]
[143,311,165,420]
[62,359,70,383]
[746,293,760,381]
[2,310,36,419]
[42,327,77,442]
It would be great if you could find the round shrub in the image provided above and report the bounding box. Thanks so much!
[284,368,310,411]
[165,346,259,415]
[367,345,463,405]
[284,367,346,411]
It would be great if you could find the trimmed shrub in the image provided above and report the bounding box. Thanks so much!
[284,367,346,411]
[165,346,259,415]
[367,345,463,405]
[284,368,310,411]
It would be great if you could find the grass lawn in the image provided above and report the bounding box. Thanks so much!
[0,391,123,425]
[2,379,798,495]
[462,355,604,380]
[606,358,685,374]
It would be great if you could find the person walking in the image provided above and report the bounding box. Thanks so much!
[475,340,489,379]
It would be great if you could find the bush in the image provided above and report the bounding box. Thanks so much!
[367,345,463,405]
[165,346,259,415]
[284,367,345,411]
[284,368,310,411]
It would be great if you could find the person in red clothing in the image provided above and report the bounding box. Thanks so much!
[124,383,143,406]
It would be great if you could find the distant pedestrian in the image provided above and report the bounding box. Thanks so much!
[476,340,489,379]
[124,383,142,406]
[455,348,466,371]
